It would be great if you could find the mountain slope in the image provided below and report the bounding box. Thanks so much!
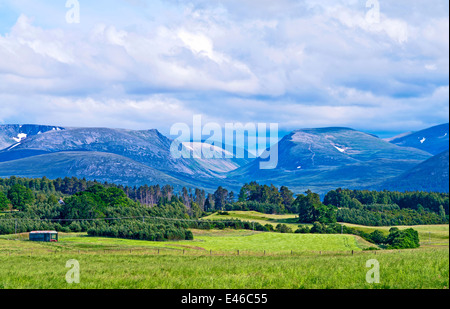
[387,123,449,155]
[0,151,194,189]
[0,126,249,191]
[379,150,449,193]
[0,124,444,194]
[228,127,433,193]
[0,124,65,150]
[181,142,252,173]
[0,127,218,177]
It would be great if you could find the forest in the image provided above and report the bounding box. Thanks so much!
[0,176,447,248]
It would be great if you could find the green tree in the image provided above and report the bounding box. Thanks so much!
[213,186,228,211]
[0,192,10,211]
[280,186,294,211]
[7,184,35,211]
[439,205,446,218]
[294,190,336,224]
[238,186,248,202]
[369,230,386,244]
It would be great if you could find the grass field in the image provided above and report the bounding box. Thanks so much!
[0,238,447,289]
[0,212,448,289]
[202,211,301,230]
[0,227,448,289]
[0,229,375,254]
[203,211,449,246]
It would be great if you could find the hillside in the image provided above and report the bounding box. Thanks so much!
[0,126,249,191]
[379,150,449,193]
[1,124,447,194]
[387,123,449,155]
[0,151,194,189]
[228,127,433,193]
[0,124,65,150]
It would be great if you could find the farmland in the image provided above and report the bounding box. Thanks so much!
[0,224,448,289]
[203,211,301,231]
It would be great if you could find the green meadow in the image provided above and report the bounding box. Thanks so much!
[0,239,447,289]
[0,225,448,289]
[203,211,301,231]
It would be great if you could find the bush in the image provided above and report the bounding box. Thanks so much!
[275,224,292,233]
[295,225,311,234]
[386,228,420,249]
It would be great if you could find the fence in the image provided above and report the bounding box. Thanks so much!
[0,244,387,258]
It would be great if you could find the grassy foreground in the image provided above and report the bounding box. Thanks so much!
[0,247,447,289]
[0,229,448,289]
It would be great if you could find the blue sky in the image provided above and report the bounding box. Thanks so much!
[0,0,448,139]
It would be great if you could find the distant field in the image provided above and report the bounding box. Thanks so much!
[203,211,449,246]
[202,211,303,231]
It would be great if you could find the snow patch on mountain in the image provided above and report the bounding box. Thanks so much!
[182,142,234,158]
[334,145,346,153]
[12,133,27,143]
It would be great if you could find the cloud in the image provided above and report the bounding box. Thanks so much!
[0,0,448,135]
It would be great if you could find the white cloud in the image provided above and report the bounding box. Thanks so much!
[0,0,448,134]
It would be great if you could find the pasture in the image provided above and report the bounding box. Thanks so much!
[0,227,448,289]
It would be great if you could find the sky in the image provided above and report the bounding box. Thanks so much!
[0,0,448,140]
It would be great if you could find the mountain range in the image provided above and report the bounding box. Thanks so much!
[0,123,448,194]
[386,123,449,156]
[227,127,438,193]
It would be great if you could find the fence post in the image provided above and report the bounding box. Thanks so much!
[237,250,239,256]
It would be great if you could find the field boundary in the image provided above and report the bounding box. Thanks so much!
[0,245,402,258]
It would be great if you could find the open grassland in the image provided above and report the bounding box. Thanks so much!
[0,229,375,255]
[0,223,448,289]
[0,239,447,289]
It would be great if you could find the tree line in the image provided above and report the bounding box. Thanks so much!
[1,177,448,231]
